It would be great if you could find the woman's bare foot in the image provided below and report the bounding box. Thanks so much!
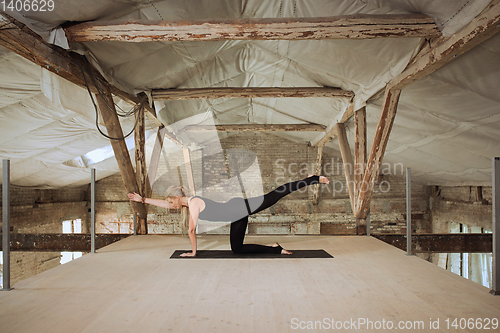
[273,242,292,254]
[308,174,330,184]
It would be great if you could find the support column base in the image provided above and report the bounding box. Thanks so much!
[137,218,148,235]
[1,288,14,291]
[357,224,366,235]
[489,289,500,296]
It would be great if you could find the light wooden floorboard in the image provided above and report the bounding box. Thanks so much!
[1,235,499,332]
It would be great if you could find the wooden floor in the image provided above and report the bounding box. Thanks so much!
[1,235,499,332]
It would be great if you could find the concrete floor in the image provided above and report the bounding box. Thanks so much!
[0,235,499,332]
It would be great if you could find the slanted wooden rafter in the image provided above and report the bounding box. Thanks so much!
[388,0,500,91]
[183,124,326,132]
[0,13,162,126]
[312,145,324,205]
[153,87,353,100]
[183,148,196,195]
[354,0,500,220]
[147,126,167,197]
[335,123,355,211]
[0,12,162,232]
[311,104,355,147]
[63,14,441,43]
[95,83,149,233]
[355,89,401,219]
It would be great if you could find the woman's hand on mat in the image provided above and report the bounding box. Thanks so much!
[128,192,143,202]
[180,252,196,257]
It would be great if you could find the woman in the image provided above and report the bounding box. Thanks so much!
[128,175,329,257]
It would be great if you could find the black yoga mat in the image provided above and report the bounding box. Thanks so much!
[170,249,333,259]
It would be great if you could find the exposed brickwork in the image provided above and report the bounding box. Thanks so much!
[0,185,89,286]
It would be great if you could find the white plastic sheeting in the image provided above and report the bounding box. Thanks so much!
[0,0,498,187]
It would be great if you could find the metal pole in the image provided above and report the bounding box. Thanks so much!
[491,157,499,295]
[406,167,413,256]
[133,213,137,235]
[366,211,371,236]
[2,160,13,290]
[91,168,96,254]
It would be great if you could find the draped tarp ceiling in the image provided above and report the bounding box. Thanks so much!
[0,0,498,187]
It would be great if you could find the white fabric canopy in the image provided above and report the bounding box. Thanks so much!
[0,0,498,187]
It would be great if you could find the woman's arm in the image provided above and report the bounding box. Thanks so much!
[180,200,201,257]
[128,192,168,208]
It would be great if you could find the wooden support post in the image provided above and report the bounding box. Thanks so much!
[312,145,324,205]
[335,123,355,217]
[134,105,147,234]
[183,148,196,195]
[95,84,148,234]
[355,89,401,219]
[354,107,367,215]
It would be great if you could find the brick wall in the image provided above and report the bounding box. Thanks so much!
[0,185,89,286]
[430,185,493,233]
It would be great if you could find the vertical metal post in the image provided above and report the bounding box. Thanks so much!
[2,160,13,290]
[406,167,413,256]
[91,168,96,254]
[366,211,371,236]
[491,157,499,295]
[133,213,137,235]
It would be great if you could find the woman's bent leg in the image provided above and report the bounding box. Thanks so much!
[230,216,282,254]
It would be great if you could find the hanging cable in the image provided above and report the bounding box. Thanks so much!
[76,56,145,140]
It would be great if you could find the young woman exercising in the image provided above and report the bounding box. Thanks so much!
[128,175,329,257]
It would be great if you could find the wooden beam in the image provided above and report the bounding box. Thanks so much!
[183,124,326,132]
[0,234,130,251]
[147,126,166,197]
[0,13,164,129]
[64,14,441,43]
[388,1,500,90]
[311,104,355,147]
[152,87,353,100]
[335,123,355,213]
[134,106,148,235]
[183,148,196,195]
[312,145,324,205]
[373,233,492,253]
[355,89,401,219]
[354,107,367,214]
[95,83,148,234]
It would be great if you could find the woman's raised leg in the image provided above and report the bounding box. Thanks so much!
[248,175,323,215]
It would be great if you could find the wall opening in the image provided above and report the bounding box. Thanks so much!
[61,219,83,265]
